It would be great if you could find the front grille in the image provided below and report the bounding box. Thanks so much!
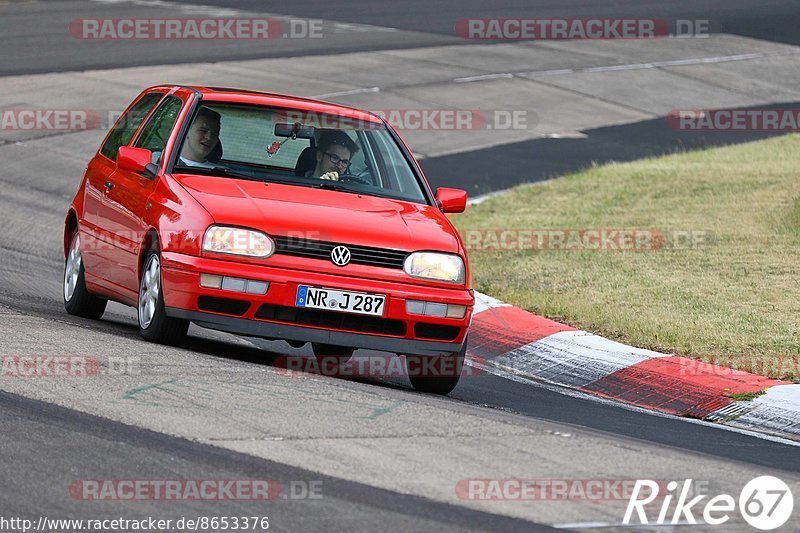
[198,296,250,316]
[273,236,409,270]
[255,304,405,336]
[414,323,461,341]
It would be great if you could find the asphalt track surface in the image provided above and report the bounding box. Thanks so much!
[186,0,800,47]
[2,0,798,76]
[1,391,551,531]
[0,140,798,528]
[3,272,800,473]
[2,1,800,531]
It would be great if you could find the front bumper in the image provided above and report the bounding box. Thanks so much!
[160,252,473,356]
[167,308,465,356]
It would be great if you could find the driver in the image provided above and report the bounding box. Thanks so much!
[307,130,359,181]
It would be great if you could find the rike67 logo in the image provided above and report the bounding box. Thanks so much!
[624,476,794,530]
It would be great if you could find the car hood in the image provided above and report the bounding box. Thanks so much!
[172,174,461,254]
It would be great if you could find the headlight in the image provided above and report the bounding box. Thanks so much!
[403,252,465,284]
[202,226,275,258]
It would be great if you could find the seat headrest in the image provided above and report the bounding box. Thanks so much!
[207,139,223,163]
[294,146,317,177]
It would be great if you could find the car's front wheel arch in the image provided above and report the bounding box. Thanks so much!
[138,228,161,283]
[64,209,78,258]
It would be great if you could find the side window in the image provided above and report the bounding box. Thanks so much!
[134,96,183,164]
[100,93,163,160]
[348,131,375,185]
[367,130,425,202]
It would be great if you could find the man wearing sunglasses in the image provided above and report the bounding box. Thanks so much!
[308,129,360,181]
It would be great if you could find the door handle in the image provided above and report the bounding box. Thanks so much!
[104,181,114,191]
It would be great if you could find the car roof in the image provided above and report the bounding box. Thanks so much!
[156,85,384,124]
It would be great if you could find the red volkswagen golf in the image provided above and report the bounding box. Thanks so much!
[63,86,473,394]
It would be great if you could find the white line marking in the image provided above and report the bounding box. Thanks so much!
[465,358,800,447]
[452,53,773,83]
[329,22,398,34]
[726,384,800,437]
[473,291,510,314]
[311,87,380,99]
[466,177,560,206]
[553,521,698,529]
[493,330,667,388]
[524,68,576,77]
[91,0,242,16]
[519,52,769,78]
[454,73,514,83]
[449,51,780,94]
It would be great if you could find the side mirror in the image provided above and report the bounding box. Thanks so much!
[118,146,157,178]
[435,188,467,213]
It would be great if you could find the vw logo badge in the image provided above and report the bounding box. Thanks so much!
[331,245,351,266]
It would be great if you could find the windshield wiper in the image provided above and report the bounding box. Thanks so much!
[174,165,263,182]
[314,181,357,193]
[312,180,406,201]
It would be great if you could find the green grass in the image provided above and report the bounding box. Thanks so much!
[453,135,800,380]
[727,391,767,402]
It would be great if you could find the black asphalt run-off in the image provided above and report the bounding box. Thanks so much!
[419,102,800,194]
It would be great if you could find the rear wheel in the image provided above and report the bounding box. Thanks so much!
[138,251,189,346]
[405,337,467,395]
[63,232,107,319]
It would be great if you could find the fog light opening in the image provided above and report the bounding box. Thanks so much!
[199,273,223,289]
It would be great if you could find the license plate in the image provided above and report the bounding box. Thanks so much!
[296,285,386,316]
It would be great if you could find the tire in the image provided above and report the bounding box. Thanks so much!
[138,251,189,346]
[312,343,354,367]
[405,337,467,395]
[63,232,107,319]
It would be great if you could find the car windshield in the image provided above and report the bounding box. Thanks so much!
[171,102,429,204]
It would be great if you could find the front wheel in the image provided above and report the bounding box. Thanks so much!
[63,232,107,319]
[138,252,189,346]
[405,337,467,395]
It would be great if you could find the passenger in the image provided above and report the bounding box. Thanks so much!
[178,107,221,166]
[308,130,359,181]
